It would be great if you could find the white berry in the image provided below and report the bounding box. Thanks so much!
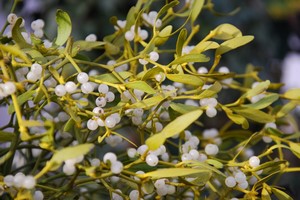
[55,84,66,96]
[77,72,89,84]
[146,154,159,166]
[205,144,219,155]
[110,161,123,174]
[81,82,94,94]
[225,176,236,188]
[65,81,77,93]
[103,152,117,164]
[87,119,98,131]
[249,156,260,168]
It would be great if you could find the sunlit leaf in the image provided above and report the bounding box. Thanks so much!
[244,80,270,98]
[141,66,164,80]
[125,81,156,94]
[169,54,209,65]
[190,41,220,54]
[55,10,72,46]
[170,103,198,114]
[73,40,105,52]
[232,107,274,123]
[129,95,166,109]
[216,35,254,55]
[12,18,31,48]
[176,28,187,56]
[271,187,293,200]
[198,81,222,99]
[276,101,299,118]
[242,93,279,109]
[221,106,249,129]
[146,109,203,150]
[141,168,210,179]
[283,88,300,100]
[289,142,300,159]
[166,74,203,86]
[262,187,271,200]
[212,23,242,40]
[191,0,205,23]
[155,25,173,46]
[92,71,132,84]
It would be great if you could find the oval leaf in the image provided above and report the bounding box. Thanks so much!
[212,23,242,40]
[141,168,210,179]
[125,81,156,94]
[216,35,254,55]
[55,10,72,46]
[166,74,203,86]
[232,107,274,123]
[169,54,210,65]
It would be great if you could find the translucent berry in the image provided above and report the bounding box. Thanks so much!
[34,191,44,200]
[65,81,77,93]
[205,144,219,155]
[85,34,97,42]
[225,176,236,188]
[77,72,89,84]
[103,152,117,164]
[13,172,25,188]
[149,51,159,62]
[105,91,115,102]
[7,13,17,24]
[125,31,135,41]
[93,107,104,115]
[87,119,98,131]
[63,163,76,175]
[31,63,42,75]
[110,161,123,174]
[81,82,94,94]
[4,175,14,187]
[238,180,249,189]
[31,19,45,30]
[55,84,66,96]
[146,154,159,166]
[22,175,36,189]
[90,158,100,167]
[27,71,39,82]
[129,190,139,200]
[234,171,246,183]
[127,148,137,158]
[206,106,217,118]
[105,116,117,128]
[98,84,109,93]
[96,97,107,107]
[249,156,260,168]
[3,82,16,95]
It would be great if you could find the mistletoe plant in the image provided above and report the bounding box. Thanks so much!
[1,0,300,199]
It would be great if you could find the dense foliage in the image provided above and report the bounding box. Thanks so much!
[1,0,300,199]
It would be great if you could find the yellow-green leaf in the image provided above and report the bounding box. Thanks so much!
[169,54,209,66]
[262,188,271,200]
[190,41,220,54]
[212,23,242,40]
[12,18,31,48]
[73,40,105,52]
[141,168,210,179]
[276,101,299,118]
[0,131,16,142]
[146,109,203,150]
[170,103,198,114]
[166,74,203,86]
[283,88,300,100]
[176,28,187,56]
[155,25,173,46]
[244,80,270,98]
[55,10,72,46]
[271,188,293,200]
[125,81,156,94]
[198,81,222,99]
[232,107,274,123]
[289,142,300,159]
[191,0,205,23]
[129,95,166,109]
[216,35,254,55]
[50,143,94,166]
[23,48,47,63]
[141,66,164,81]
[0,44,31,64]
[221,106,249,129]
[243,93,279,109]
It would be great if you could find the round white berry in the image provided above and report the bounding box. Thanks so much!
[77,72,89,84]
[34,29,44,38]
[111,113,121,123]
[139,29,148,40]
[65,81,77,93]
[26,71,39,82]
[3,81,16,95]
[95,97,107,107]
[234,171,246,183]
[225,176,236,188]
[98,84,109,94]
[31,63,43,75]
[93,107,104,115]
[22,175,36,189]
[4,175,14,187]
[85,33,97,42]
[127,148,137,158]
[90,158,100,167]
[81,82,94,94]
[146,154,159,166]
[103,152,117,164]
[197,67,208,74]
[105,116,117,128]
[205,144,219,155]
[189,149,200,160]
[55,84,66,96]
[87,119,98,131]
[63,163,76,175]
[13,172,25,188]
[149,51,159,62]
[137,144,148,155]
[262,136,273,143]
[198,153,208,162]
[7,13,17,24]
[139,58,148,65]
[154,179,166,189]
[238,180,249,189]
[129,190,139,200]
[249,156,260,168]
[110,161,123,174]
[31,19,45,30]
[206,106,217,118]
[96,118,105,127]
[34,191,44,200]
[181,153,192,161]
[125,31,135,41]
[105,91,115,102]
[218,66,230,73]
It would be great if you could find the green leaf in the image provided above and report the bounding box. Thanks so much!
[155,25,173,46]
[92,71,132,84]
[23,48,47,63]
[64,118,75,133]
[244,80,270,98]
[55,10,72,46]
[169,54,210,66]
[221,106,249,129]
[0,131,16,142]
[170,103,199,114]
[141,168,210,179]
[50,143,94,167]
[12,18,31,48]
[0,44,31,64]
[262,187,271,200]
[146,109,203,150]
[242,93,279,109]
[128,95,166,109]
[73,40,105,52]
[283,88,300,100]
[8,90,35,114]
[276,101,299,118]
[141,67,164,81]
[205,159,223,169]
[176,28,187,56]
[157,0,179,19]
[191,0,205,23]
[232,107,274,123]
[125,81,156,94]
[166,74,203,86]
[289,142,300,159]
[212,23,242,40]
[183,160,226,177]
[216,35,254,55]
[190,41,220,54]
[198,81,222,99]
[271,188,293,200]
